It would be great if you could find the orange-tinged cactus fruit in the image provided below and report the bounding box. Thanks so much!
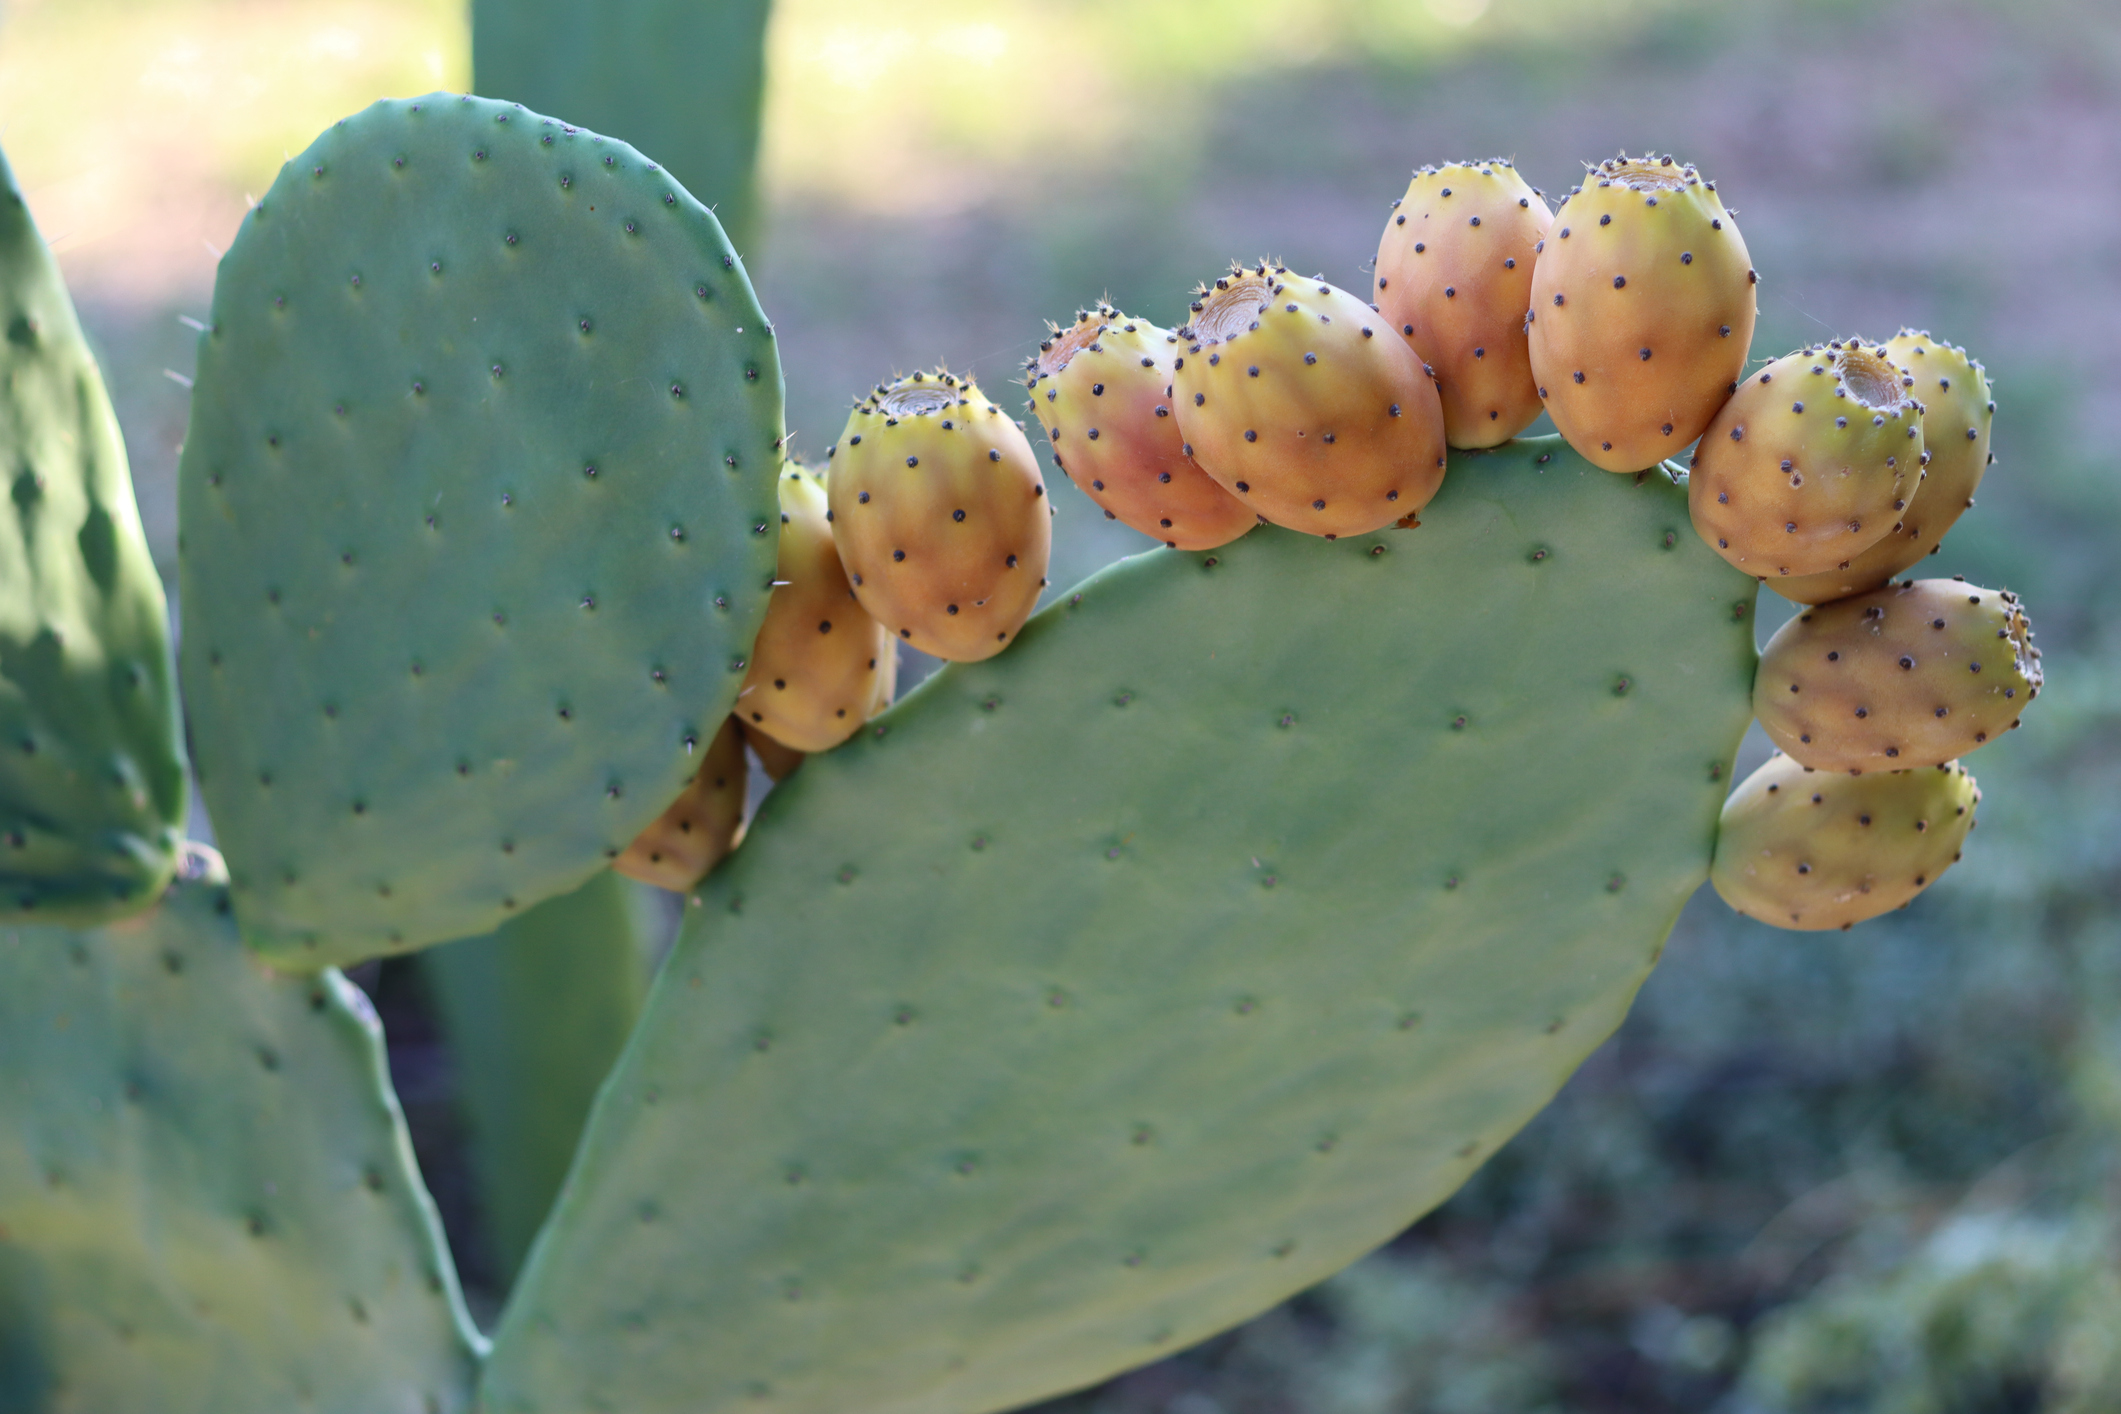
[1373,160,1552,448]
[1754,579,2039,774]
[615,716,747,892]
[1711,753,1979,931]
[735,465,893,752]
[1770,330,1995,604]
[1527,153,1756,471]
[1690,340,1924,578]
[1026,306,1253,550]
[1171,262,1446,539]
[827,370,1051,662]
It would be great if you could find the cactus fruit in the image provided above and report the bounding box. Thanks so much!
[419,869,651,1284]
[0,844,486,1411]
[826,370,1051,662]
[1770,331,1994,604]
[1027,307,1254,550]
[736,464,895,750]
[1171,263,1447,538]
[1688,341,1925,577]
[614,715,747,892]
[1711,754,1979,930]
[176,95,784,969]
[478,438,1760,1414]
[1753,579,2039,774]
[1372,161,1553,447]
[1526,154,1757,472]
[0,143,187,925]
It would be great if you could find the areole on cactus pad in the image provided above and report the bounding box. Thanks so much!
[480,438,1759,1414]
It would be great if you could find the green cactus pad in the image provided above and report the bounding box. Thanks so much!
[419,869,652,1284]
[481,437,1759,1414]
[0,143,186,925]
[472,0,773,256]
[176,94,784,969]
[0,845,485,1412]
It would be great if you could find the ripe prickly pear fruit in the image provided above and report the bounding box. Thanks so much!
[1026,306,1254,550]
[735,465,894,752]
[1689,341,1925,577]
[1526,153,1757,471]
[1754,578,2039,774]
[616,716,747,892]
[1171,262,1446,539]
[1770,330,1995,604]
[1712,753,1978,930]
[827,370,1051,662]
[1373,160,1552,448]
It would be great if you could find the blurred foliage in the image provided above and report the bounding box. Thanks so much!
[6,0,2121,1407]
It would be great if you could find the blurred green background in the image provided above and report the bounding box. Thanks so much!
[9,0,2121,1407]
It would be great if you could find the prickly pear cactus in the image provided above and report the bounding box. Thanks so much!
[0,845,485,1412]
[176,94,784,969]
[0,144,186,925]
[480,437,1759,1414]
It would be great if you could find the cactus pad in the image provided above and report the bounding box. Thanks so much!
[0,144,186,926]
[0,844,485,1412]
[419,869,651,1284]
[176,95,783,969]
[481,437,1758,1414]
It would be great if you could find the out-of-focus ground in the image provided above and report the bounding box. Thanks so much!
[9,0,2121,1407]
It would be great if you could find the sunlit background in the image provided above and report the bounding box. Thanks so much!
[10,0,2121,1407]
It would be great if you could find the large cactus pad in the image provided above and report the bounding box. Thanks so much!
[0,846,485,1413]
[0,144,185,925]
[177,94,783,969]
[483,439,1760,1414]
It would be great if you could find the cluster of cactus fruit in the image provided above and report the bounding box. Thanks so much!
[778,152,2032,934]
[0,91,2039,1414]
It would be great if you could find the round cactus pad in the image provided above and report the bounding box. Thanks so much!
[0,846,486,1413]
[0,143,186,925]
[176,95,783,968]
[483,438,1760,1414]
